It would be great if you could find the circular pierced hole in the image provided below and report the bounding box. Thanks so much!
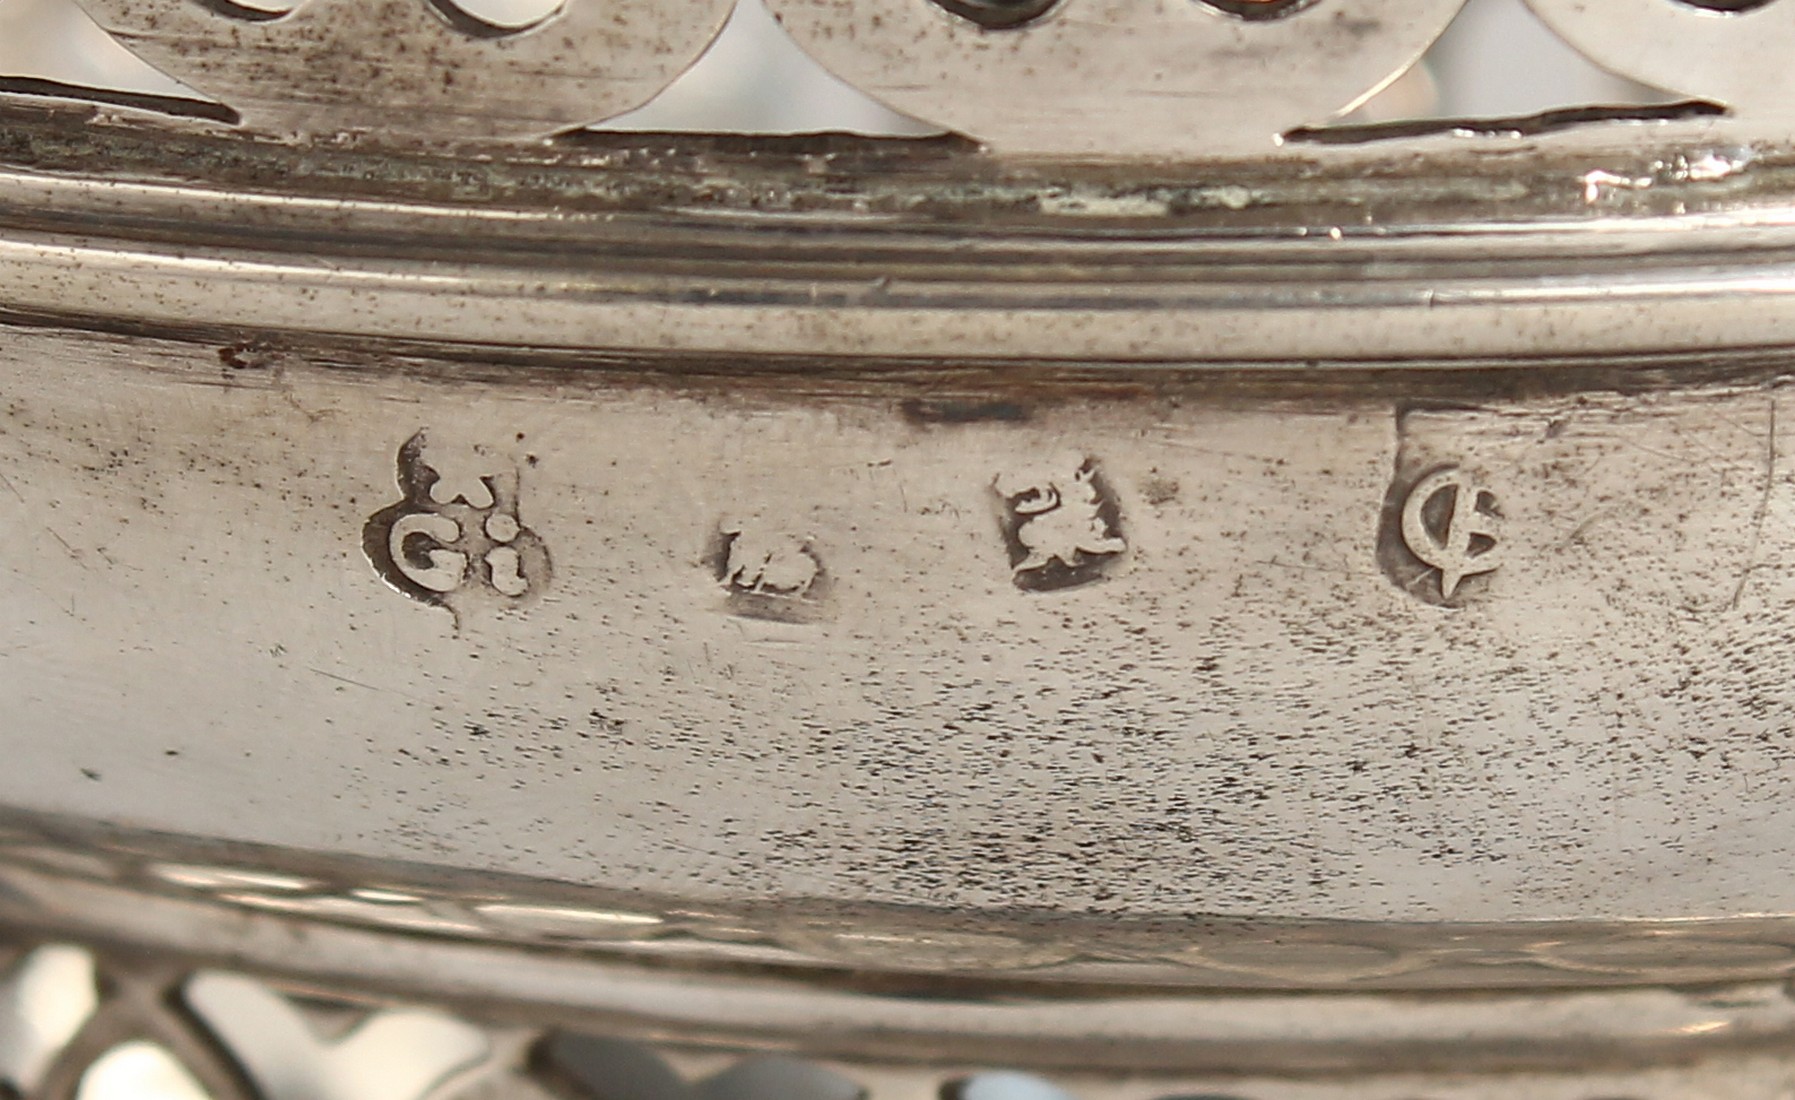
[426,0,565,36]
[77,1042,213,1100]
[1199,0,1320,18]
[942,1074,1077,1100]
[930,0,1060,30]
[1672,0,1778,8]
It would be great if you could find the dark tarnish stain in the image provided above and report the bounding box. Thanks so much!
[0,76,239,124]
[1329,10,1382,36]
[1139,475,1180,506]
[901,398,1030,425]
[1289,101,1726,146]
[218,342,282,371]
[1200,0,1319,19]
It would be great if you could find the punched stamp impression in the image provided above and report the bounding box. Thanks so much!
[994,456,1127,592]
[363,431,550,617]
[1401,467,1503,599]
[1381,463,1503,605]
[710,521,828,622]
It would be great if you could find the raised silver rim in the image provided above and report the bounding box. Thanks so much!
[6,107,1795,365]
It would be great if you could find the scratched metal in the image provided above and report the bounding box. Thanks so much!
[3,318,1795,939]
[759,0,1468,156]
[68,0,735,139]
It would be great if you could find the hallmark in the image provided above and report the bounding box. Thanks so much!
[1390,465,1503,603]
[363,431,550,615]
[711,522,828,622]
[993,456,1127,592]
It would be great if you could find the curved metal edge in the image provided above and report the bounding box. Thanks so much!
[16,210,1795,365]
[14,941,1795,1100]
[8,861,1795,1079]
[10,813,1795,998]
[4,106,1795,363]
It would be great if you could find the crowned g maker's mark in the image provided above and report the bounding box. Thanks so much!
[363,431,550,615]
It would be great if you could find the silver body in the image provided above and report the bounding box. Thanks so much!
[10,322,1795,933]
[8,0,1795,1094]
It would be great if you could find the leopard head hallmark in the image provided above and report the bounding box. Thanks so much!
[709,520,829,623]
[993,456,1127,592]
[363,431,551,619]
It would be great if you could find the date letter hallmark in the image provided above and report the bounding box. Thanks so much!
[363,431,550,617]
[1388,466,1504,604]
[994,456,1127,592]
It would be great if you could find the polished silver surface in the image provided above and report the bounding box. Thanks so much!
[9,0,1795,1088]
[1522,0,1795,118]
[5,94,1795,976]
[10,311,1795,932]
[759,0,1468,156]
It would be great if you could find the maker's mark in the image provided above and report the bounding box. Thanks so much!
[994,456,1126,592]
[363,431,550,615]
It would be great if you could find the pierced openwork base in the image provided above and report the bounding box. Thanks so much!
[0,818,1793,1100]
[7,926,1795,1100]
